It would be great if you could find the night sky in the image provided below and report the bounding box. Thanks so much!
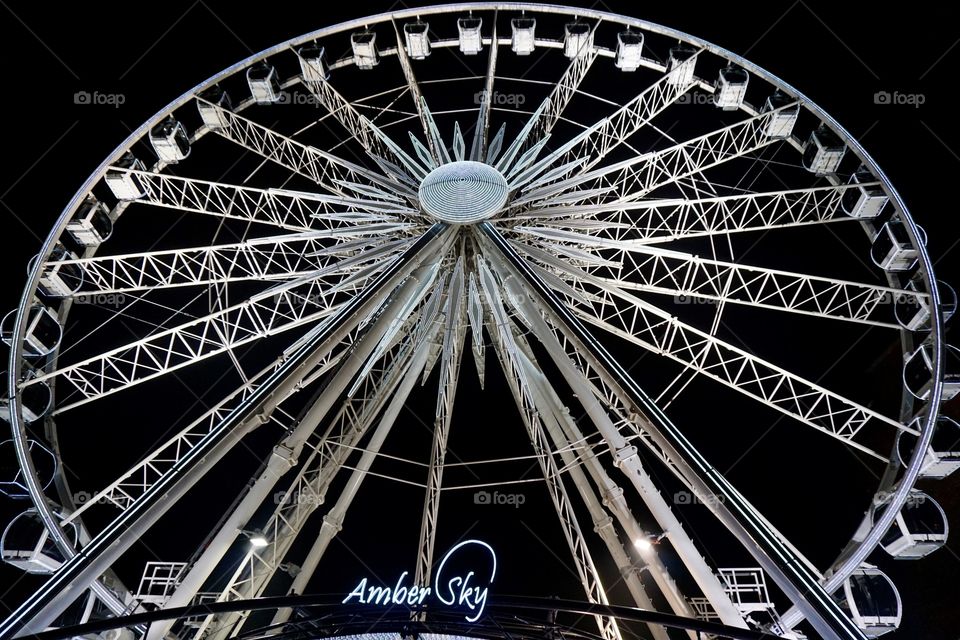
[1,2,959,639]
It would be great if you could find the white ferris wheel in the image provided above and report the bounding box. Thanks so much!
[1,4,957,640]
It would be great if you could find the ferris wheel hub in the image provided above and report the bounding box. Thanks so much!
[418,160,508,224]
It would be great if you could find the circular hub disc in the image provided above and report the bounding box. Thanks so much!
[418,160,509,224]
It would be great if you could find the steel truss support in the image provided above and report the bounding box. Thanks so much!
[470,18,497,162]
[27,245,408,412]
[414,260,467,586]
[197,99,413,200]
[62,234,408,295]
[109,168,415,231]
[296,54,427,185]
[146,276,439,640]
[510,232,923,327]
[478,260,622,640]
[503,184,866,244]
[479,222,868,640]
[477,249,747,630]
[512,243,912,458]
[194,302,441,640]
[515,104,795,209]
[509,52,700,192]
[0,225,451,639]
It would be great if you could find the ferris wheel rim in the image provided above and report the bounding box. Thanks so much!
[3,2,945,635]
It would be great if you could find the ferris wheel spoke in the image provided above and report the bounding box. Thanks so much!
[191,291,444,640]
[196,97,414,200]
[508,51,701,192]
[111,168,415,231]
[59,234,411,295]
[509,241,914,459]
[503,184,864,244]
[391,20,441,164]
[58,344,346,528]
[470,19,498,161]
[296,55,429,185]
[514,103,797,209]
[511,231,922,327]
[493,37,599,176]
[27,245,410,412]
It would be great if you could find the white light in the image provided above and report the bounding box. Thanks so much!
[634,537,652,551]
[248,535,268,548]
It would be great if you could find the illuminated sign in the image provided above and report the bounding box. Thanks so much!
[342,539,497,622]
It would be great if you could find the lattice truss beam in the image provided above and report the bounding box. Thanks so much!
[502,184,867,243]
[25,244,411,411]
[506,241,915,459]
[197,98,415,200]
[58,328,359,525]
[508,231,925,327]
[107,169,417,231]
[60,236,410,294]
[510,51,700,191]
[514,104,796,209]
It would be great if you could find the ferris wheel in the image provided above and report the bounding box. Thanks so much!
[1,4,957,640]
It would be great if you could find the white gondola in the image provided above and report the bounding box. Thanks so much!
[511,17,536,55]
[563,21,591,58]
[837,565,901,637]
[842,166,888,218]
[802,126,846,175]
[715,67,748,110]
[667,44,697,86]
[66,196,112,248]
[457,16,482,55]
[898,416,960,479]
[615,30,643,71]
[0,373,51,425]
[149,117,190,163]
[895,277,956,332]
[196,85,232,130]
[33,245,83,297]
[1,305,62,357]
[876,491,948,559]
[903,342,960,402]
[298,43,329,82]
[105,152,146,201]
[762,92,799,138]
[351,30,379,69]
[870,220,920,272]
[246,62,281,104]
[404,21,431,60]
[1,509,78,574]
[0,439,56,498]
